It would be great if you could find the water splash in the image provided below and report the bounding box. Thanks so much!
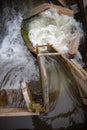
[28,7,83,53]
[0,4,39,89]
[0,1,86,130]
[40,55,85,129]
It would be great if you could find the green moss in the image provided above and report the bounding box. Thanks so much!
[21,20,36,54]
[28,100,44,113]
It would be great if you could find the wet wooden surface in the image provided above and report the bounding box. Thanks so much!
[23,0,73,19]
[29,3,73,18]
[58,54,87,105]
[0,108,39,117]
[0,89,25,107]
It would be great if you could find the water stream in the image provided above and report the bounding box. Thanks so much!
[38,54,85,129]
[0,0,87,130]
[0,0,39,90]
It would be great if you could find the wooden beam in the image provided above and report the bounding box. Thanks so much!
[21,81,44,113]
[21,81,33,112]
[0,108,39,117]
[30,3,74,17]
[58,54,87,105]
[38,52,61,57]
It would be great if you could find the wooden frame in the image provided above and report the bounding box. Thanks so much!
[37,44,87,106]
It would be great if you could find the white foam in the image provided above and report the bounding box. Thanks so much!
[28,8,83,53]
[0,8,39,89]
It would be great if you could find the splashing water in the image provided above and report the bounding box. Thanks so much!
[28,7,83,53]
[38,55,85,129]
[0,1,86,130]
[0,3,39,89]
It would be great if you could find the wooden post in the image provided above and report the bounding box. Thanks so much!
[37,45,61,112]
[37,54,49,112]
[21,81,44,113]
[21,81,33,112]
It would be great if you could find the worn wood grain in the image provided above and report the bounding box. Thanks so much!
[0,108,39,117]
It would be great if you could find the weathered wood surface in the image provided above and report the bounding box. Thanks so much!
[37,45,87,106]
[68,31,80,55]
[58,54,87,105]
[38,52,61,57]
[0,87,40,116]
[38,56,49,112]
[21,81,44,113]
[21,81,33,112]
[29,3,73,18]
[0,108,39,117]
[0,89,25,108]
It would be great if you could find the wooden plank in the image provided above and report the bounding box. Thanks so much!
[0,108,39,117]
[0,89,24,107]
[50,4,73,16]
[21,81,33,112]
[58,54,87,105]
[68,31,80,54]
[37,45,87,107]
[29,3,51,18]
[38,52,61,57]
[38,56,49,112]
[28,3,73,19]
[21,81,44,113]
[28,0,73,18]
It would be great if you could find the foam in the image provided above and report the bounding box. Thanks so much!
[28,8,83,53]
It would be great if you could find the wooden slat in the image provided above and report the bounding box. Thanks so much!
[27,2,73,19]
[58,54,87,105]
[21,81,33,112]
[0,108,39,117]
[0,89,24,107]
[38,45,87,105]
[68,31,80,54]
[38,52,61,57]
[21,81,44,113]
[37,49,50,112]
[29,0,73,17]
